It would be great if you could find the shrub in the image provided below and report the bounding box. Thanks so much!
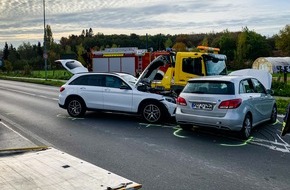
[272,81,290,97]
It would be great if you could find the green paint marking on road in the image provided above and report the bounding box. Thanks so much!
[145,124,158,128]
[173,128,187,138]
[220,136,254,147]
[140,123,187,138]
[69,117,84,120]
[272,119,281,125]
[139,123,163,128]
[56,114,84,120]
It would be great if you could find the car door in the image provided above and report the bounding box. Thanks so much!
[103,75,133,112]
[251,78,273,120]
[70,74,104,109]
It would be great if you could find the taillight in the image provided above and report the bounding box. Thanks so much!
[218,98,242,109]
[60,86,65,92]
[177,97,187,106]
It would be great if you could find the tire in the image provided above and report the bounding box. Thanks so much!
[240,114,252,140]
[141,101,163,123]
[66,97,86,117]
[269,105,277,123]
[179,124,192,131]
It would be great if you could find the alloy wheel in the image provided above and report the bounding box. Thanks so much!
[143,103,161,123]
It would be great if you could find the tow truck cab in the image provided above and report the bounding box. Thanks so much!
[151,46,228,94]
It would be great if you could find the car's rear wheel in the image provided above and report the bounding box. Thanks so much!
[240,114,252,139]
[141,101,162,123]
[269,105,277,123]
[67,97,86,117]
[179,124,192,131]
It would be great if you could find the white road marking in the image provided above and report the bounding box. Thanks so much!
[0,86,57,101]
[0,121,30,141]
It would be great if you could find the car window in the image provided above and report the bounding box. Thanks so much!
[105,76,125,88]
[69,75,89,85]
[183,81,234,95]
[65,60,82,70]
[182,57,202,75]
[69,75,105,86]
[240,79,255,93]
[87,75,105,86]
[251,78,266,93]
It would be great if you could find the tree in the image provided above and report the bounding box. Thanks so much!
[164,38,173,49]
[219,30,237,63]
[88,28,94,37]
[4,60,13,73]
[275,25,290,56]
[81,30,85,37]
[45,25,54,50]
[236,27,270,68]
[172,42,187,52]
[3,42,9,60]
[201,36,209,46]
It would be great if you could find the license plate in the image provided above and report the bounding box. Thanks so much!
[192,103,213,110]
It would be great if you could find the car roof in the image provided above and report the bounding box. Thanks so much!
[188,75,252,83]
[74,72,131,77]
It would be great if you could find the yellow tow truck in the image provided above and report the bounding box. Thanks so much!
[150,46,228,94]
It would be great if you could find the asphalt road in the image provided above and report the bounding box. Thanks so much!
[0,79,290,190]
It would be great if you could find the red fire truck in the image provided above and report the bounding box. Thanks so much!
[90,47,174,77]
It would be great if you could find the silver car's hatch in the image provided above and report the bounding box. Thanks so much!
[180,80,236,117]
[229,69,272,89]
[55,59,88,74]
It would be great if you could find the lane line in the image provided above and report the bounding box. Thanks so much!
[1,121,30,141]
[0,86,57,101]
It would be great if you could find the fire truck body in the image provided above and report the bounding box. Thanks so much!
[91,47,172,76]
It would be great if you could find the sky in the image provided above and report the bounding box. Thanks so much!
[0,0,290,49]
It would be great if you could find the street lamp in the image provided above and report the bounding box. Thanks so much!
[43,0,47,80]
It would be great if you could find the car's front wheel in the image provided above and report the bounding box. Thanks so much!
[240,114,252,139]
[140,101,163,123]
[66,97,86,117]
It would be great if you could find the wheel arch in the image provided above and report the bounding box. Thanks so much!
[137,99,165,114]
[245,111,252,122]
[64,95,86,108]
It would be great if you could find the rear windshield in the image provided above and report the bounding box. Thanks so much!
[65,60,82,70]
[183,81,235,95]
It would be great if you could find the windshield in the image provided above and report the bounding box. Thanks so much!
[119,73,138,85]
[203,54,227,76]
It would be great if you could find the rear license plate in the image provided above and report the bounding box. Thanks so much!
[192,103,213,110]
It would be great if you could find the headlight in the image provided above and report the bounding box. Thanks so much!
[164,97,176,104]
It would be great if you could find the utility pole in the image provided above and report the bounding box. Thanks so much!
[43,0,47,80]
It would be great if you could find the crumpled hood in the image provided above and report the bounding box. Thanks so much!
[135,55,168,86]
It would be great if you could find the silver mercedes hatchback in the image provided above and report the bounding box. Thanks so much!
[175,71,277,139]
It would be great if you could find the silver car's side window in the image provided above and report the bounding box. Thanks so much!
[251,78,266,94]
[240,79,255,94]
